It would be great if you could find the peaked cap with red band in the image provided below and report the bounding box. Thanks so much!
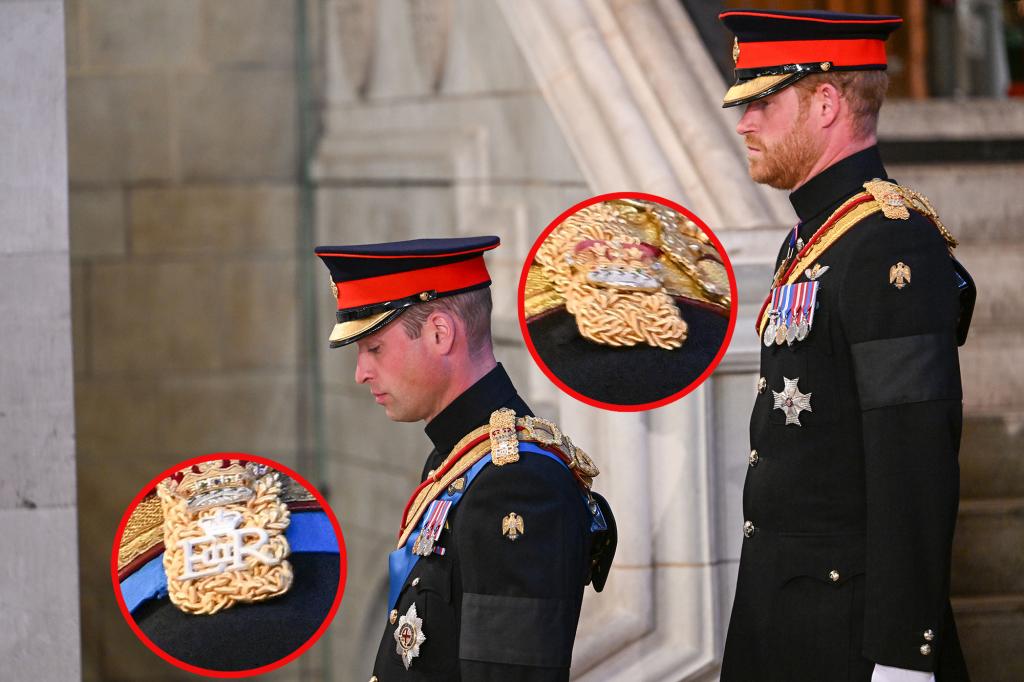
[719,9,902,108]
[315,236,499,347]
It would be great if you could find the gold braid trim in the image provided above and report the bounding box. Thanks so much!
[117,495,163,571]
[534,202,688,349]
[757,181,958,336]
[397,438,491,550]
[397,409,600,550]
[758,197,881,336]
[159,472,293,615]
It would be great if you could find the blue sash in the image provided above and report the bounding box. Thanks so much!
[387,443,606,611]
[120,510,339,613]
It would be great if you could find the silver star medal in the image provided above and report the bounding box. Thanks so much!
[394,603,427,669]
[772,376,812,426]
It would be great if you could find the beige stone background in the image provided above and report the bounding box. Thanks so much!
[68,1,322,679]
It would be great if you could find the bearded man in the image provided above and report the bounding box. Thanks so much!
[316,236,615,681]
[718,10,975,682]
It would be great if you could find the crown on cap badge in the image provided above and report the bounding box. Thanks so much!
[170,460,265,513]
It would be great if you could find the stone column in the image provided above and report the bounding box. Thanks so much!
[0,1,81,679]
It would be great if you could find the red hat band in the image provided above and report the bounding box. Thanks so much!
[736,38,888,73]
[334,257,491,309]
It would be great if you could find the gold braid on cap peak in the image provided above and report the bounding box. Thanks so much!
[528,200,729,349]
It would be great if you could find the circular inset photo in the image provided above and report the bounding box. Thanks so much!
[112,453,346,677]
[519,192,737,410]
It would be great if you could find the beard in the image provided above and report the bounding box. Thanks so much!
[744,110,823,190]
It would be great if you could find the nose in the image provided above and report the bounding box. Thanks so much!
[736,106,755,137]
[354,353,371,385]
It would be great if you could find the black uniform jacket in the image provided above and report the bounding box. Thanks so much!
[721,147,970,682]
[370,364,593,681]
[527,301,729,405]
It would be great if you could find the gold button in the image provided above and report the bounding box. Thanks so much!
[920,644,932,656]
[757,377,767,393]
[369,677,378,682]
[743,520,755,538]
[829,570,840,583]
[749,449,759,467]
[924,629,935,642]
[412,577,420,587]
[389,609,397,624]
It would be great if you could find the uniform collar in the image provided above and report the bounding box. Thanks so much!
[789,145,888,224]
[424,363,529,456]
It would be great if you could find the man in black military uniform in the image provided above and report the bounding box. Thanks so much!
[315,236,615,681]
[718,10,974,682]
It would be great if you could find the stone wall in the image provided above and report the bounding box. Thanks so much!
[0,1,80,679]
[66,1,314,679]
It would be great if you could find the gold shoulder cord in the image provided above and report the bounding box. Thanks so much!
[756,180,958,337]
[397,409,601,549]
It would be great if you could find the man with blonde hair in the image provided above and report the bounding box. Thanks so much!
[719,9,974,682]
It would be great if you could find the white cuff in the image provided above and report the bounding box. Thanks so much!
[871,663,935,682]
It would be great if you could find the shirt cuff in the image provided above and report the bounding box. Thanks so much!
[871,663,936,682]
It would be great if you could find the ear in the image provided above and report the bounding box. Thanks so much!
[424,310,457,356]
[811,82,842,129]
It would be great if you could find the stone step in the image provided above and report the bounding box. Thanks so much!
[951,499,1024,596]
[959,328,1024,413]
[952,594,1024,682]
[887,162,1024,245]
[959,414,1024,500]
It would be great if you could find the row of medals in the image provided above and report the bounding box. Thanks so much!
[763,305,813,347]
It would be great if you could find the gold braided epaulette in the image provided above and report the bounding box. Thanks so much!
[397,408,600,549]
[863,179,958,249]
[525,199,730,348]
[117,471,317,576]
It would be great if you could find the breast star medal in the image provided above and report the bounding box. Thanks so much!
[394,603,427,669]
[772,376,812,426]
[502,512,524,542]
[889,261,911,289]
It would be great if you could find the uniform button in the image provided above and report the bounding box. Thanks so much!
[370,678,378,682]
[828,570,840,583]
[412,577,420,587]
[749,449,759,467]
[757,377,767,393]
[743,520,755,538]
[920,644,932,656]
[923,629,935,641]
[389,609,398,624]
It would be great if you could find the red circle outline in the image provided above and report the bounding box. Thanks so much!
[109,452,348,678]
[517,191,739,412]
